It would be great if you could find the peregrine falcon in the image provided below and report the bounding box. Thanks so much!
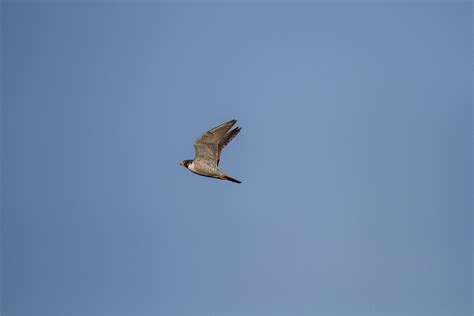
[180,119,242,184]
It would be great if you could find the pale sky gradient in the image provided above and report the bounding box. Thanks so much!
[2,2,472,316]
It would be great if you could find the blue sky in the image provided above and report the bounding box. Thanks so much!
[2,2,472,315]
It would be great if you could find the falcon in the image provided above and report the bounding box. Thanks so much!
[180,119,242,184]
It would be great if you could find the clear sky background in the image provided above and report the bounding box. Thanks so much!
[1,2,472,316]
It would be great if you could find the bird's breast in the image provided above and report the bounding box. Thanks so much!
[189,161,221,178]
[188,162,196,172]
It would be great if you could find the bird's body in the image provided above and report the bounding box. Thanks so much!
[180,119,242,184]
[188,160,223,178]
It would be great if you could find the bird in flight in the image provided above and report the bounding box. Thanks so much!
[180,119,242,184]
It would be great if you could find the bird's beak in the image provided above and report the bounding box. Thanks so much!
[179,161,184,166]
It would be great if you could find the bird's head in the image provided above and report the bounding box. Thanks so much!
[179,160,192,168]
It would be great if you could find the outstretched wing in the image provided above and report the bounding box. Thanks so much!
[217,126,241,166]
[193,119,237,167]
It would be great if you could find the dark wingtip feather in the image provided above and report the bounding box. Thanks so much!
[231,126,241,134]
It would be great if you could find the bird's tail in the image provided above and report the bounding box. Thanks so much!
[224,175,241,184]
